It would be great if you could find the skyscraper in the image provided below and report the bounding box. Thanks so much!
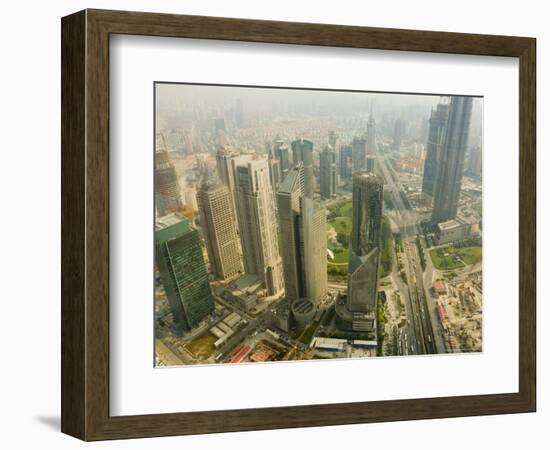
[467,145,482,179]
[273,140,291,179]
[422,100,450,197]
[267,146,282,193]
[216,145,239,213]
[335,172,383,333]
[328,130,337,150]
[339,145,353,180]
[366,155,376,174]
[234,158,284,297]
[319,145,337,199]
[431,96,473,224]
[291,139,315,197]
[301,196,328,304]
[196,183,241,280]
[277,164,305,301]
[155,214,214,332]
[352,136,367,172]
[350,172,383,258]
[155,140,183,217]
[215,145,252,225]
[328,131,340,186]
[367,112,376,156]
[277,164,327,303]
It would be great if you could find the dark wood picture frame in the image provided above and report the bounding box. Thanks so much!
[61,9,536,441]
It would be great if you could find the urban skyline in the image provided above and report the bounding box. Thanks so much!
[154,83,483,366]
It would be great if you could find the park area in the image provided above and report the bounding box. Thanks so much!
[326,200,353,280]
[430,245,482,271]
[186,333,216,360]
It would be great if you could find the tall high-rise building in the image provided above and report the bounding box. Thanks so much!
[339,145,353,180]
[422,100,450,197]
[234,158,284,297]
[328,131,340,185]
[267,145,282,193]
[350,173,383,258]
[155,141,183,217]
[367,112,376,156]
[155,214,214,332]
[301,196,328,304]
[277,164,305,300]
[328,130,337,150]
[366,155,376,174]
[335,172,383,333]
[393,118,405,149]
[215,145,252,224]
[431,96,473,224]
[467,145,482,179]
[273,140,291,179]
[419,115,430,144]
[196,183,241,280]
[291,139,315,197]
[216,145,239,211]
[319,145,337,199]
[277,164,327,303]
[352,136,367,172]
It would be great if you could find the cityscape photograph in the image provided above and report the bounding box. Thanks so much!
[154,83,483,367]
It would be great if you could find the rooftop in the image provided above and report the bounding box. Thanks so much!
[437,219,461,230]
[155,213,187,231]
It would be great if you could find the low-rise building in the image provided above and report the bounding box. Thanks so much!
[269,298,293,332]
[433,280,448,296]
[311,337,347,352]
[222,274,262,312]
[435,219,471,245]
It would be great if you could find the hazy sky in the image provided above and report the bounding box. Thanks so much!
[155,83,483,144]
[156,83,450,113]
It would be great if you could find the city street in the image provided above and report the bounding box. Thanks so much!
[377,140,439,354]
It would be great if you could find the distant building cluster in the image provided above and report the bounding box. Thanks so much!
[154,110,383,340]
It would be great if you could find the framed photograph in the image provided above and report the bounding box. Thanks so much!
[61,9,536,441]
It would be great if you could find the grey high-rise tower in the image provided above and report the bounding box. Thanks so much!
[422,100,450,197]
[291,139,315,197]
[328,131,340,186]
[267,146,282,193]
[319,145,337,199]
[196,183,241,280]
[339,145,353,180]
[467,145,482,179]
[335,172,383,333]
[352,136,367,172]
[367,111,376,156]
[155,139,183,217]
[431,96,473,224]
[273,140,291,179]
[234,158,284,297]
[366,155,376,174]
[277,164,327,303]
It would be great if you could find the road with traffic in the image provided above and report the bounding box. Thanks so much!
[376,140,439,355]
